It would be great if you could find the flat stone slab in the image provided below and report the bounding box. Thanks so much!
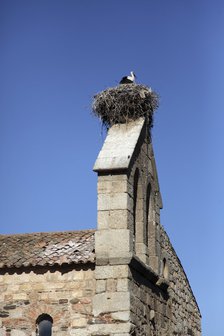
[93,118,145,171]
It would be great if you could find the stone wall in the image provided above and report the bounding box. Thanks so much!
[129,260,170,336]
[94,119,161,269]
[159,225,201,335]
[0,264,95,336]
[94,118,201,335]
[128,225,201,336]
[126,119,201,335]
[93,264,132,336]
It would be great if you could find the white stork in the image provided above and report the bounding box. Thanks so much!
[119,71,136,84]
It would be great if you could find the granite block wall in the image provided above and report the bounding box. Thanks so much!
[0,264,95,336]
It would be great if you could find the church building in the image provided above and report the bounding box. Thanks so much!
[0,111,201,335]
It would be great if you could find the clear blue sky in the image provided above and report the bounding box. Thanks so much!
[0,1,223,335]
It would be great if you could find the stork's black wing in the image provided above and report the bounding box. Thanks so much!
[119,77,133,84]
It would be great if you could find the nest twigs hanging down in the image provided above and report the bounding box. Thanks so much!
[92,84,159,129]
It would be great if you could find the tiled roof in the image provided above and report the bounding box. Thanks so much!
[0,230,95,269]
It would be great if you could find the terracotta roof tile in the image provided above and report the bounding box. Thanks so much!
[0,230,95,269]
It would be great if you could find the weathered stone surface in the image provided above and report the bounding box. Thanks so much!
[96,279,106,294]
[117,278,129,292]
[97,192,132,211]
[0,266,95,335]
[93,292,130,316]
[71,317,87,328]
[98,180,129,194]
[111,311,130,322]
[10,331,26,336]
[93,118,145,171]
[97,210,131,230]
[88,322,131,334]
[70,329,89,336]
[95,265,129,280]
[95,229,132,261]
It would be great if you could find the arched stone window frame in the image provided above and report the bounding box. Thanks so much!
[146,182,152,248]
[133,168,145,260]
[133,168,139,242]
[147,179,161,271]
[36,313,53,336]
[161,256,169,280]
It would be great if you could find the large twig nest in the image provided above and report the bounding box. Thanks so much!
[92,84,159,128]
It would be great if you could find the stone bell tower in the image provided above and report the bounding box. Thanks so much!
[93,117,162,272]
[92,117,166,335]
[92,84,201,335]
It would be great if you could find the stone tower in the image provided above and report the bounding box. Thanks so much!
[94,118,161,269]
[93,117,201,335]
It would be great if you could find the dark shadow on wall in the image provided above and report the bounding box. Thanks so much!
[0,262,95,276]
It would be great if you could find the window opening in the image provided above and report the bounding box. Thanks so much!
[36,314,53,336]
[162,258,169,279]
[146,183,151,246]
[133,169,140,247]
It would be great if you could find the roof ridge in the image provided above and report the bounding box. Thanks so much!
[0,228,96,237]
